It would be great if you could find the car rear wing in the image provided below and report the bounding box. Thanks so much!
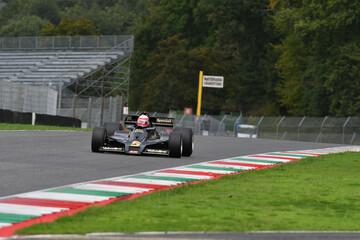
[124,115,175,128]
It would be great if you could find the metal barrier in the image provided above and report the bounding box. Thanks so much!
[127,113,359,145]
[0,35,133,51]
[0,80,57,115]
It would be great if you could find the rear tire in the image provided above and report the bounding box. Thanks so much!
[174,127,193,156]
[103,122,123,136]
[169,132,182,158]
[91,127,106,152]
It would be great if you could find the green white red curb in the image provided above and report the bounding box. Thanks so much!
[0,146,359,237]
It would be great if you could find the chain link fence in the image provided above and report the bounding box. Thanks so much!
[125,112,359,145]
[0,35,133,51]
[59,95,125,128]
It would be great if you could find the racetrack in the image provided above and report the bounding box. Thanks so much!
[0,130,342,198]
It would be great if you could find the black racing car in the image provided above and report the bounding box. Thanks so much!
[91,114,193,158]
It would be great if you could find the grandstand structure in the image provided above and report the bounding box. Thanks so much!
[0,35,133,127]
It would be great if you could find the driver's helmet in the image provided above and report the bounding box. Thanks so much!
[137,114,149,128]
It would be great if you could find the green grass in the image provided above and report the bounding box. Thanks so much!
[17,152,360,234]
[0,123,90,131]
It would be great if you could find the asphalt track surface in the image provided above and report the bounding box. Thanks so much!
[0,130,342,198]
[0,130,358,240]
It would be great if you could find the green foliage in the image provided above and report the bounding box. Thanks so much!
[28,0,61,24]
[130,0,280,115]
[0,15,49,37]
[40,17,100,36]
[0,0,359,116]
[60,0,147,35]
[273,0,360,116]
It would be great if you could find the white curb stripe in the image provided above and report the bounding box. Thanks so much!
[148,172,213,180]
[199,163,254,170]
[278,151,319,156]
[262,154,303,159]
[73,184,151,194]
[18,192,110,203]
[174,167,236,174]
[0,203,66,216]
[240,156,291,162]
[219,159,275,165]
[293,151,330,154]
[0,223,11,228]
[112,178,181,186]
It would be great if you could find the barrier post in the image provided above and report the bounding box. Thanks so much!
[342,117,351,144]
[298,116,306,141]
[276,116,286,139]
[87,97,92,128]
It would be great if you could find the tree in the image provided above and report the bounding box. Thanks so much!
[130,0,280,115]
[40,17,100,36]
[273,0,360,116]
[0,15,49,37]
[28,0,61,24]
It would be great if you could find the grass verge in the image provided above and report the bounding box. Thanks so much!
[0,123,90,131]
[17,152,360,234]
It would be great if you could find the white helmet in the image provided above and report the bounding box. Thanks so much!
[137,114,149,128]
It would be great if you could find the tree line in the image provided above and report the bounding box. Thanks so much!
[0,0,359,116]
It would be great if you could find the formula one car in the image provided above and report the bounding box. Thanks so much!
[91,113,193,158]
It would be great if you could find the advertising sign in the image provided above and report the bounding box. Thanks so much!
[202,75,224,88]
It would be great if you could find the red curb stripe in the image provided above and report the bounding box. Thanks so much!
[210,161,264,168]
[92,181,164,189]
[248,155,297,160]
[159,169,222,177]
[0,196,119,237]
[0,198,89,209]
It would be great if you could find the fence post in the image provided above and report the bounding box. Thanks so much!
[350,132,357,145]
[120,95,124,122]
[298,116,306,141]
[256,116,264,138]
[342,116,351,144]
[276,116,286,139]
[72,94,76,118]
[318,116,328,143]
[179,114,186,126]
[114,95,120,123]
[57,78,62,115]
[216,115,227,136]
[108,96,113,122]
[87,97,92,128]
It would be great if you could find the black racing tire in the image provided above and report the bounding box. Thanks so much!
[169,132,182,158]
[174,127,193,156]
[103,122,123,136]
[91,127,107,152]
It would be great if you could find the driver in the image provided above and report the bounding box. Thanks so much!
[137,114,150,128]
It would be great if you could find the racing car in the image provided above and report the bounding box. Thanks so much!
[91,112,193,158]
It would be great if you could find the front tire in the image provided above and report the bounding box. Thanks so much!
[91,127,106,152]
[103,122,123,136]
[169,132,182,158]
[174,127,193,156]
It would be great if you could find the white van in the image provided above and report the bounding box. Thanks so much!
[236,124,258,138]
